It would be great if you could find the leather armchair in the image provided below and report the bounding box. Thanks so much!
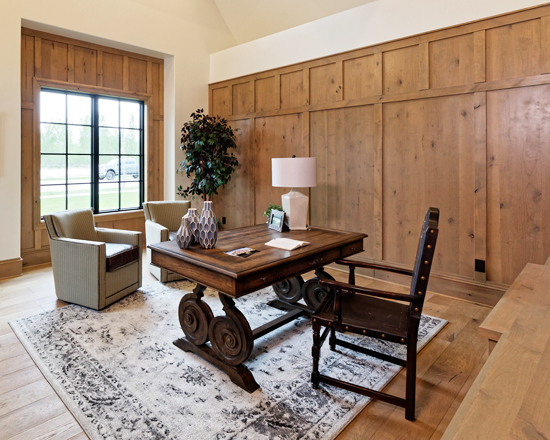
[43,208,142,310]
[143,200,191,282]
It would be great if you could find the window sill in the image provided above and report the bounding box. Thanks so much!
[94,209,144,223]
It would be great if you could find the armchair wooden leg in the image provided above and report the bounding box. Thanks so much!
[312,322,321,388]
[405,322,419,421]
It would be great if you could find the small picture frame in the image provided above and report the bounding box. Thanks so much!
[268,209,286,232]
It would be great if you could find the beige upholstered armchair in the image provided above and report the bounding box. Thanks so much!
[143,200,191,282]
[43,208,142,310]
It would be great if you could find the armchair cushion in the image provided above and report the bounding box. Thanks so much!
[143,201,191,232]
[51,208,98,241]
[105,243,139,272]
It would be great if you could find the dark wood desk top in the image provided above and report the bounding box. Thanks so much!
[149,224,366,297]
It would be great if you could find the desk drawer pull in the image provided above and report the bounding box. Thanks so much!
[309,258,323,266]
[260,277,268,283]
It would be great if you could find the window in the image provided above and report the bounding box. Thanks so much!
[40,90,144,216]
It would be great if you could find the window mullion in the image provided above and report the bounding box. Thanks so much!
[93,96,100,214]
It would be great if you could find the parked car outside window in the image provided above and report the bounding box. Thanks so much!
[99,158,139,180]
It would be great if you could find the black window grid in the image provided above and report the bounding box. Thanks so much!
[40,89,145,215]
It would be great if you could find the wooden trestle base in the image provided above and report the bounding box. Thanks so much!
[173,284,310,393]
[173,337,260,393]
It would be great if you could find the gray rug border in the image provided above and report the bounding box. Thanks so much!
[9,284,447,440]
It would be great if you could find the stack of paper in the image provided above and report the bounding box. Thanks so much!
[264,238,310,251]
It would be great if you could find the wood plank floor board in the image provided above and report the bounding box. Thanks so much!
[7,412,83,440]
[0,342,26,362]
[0,354,35,377]
[0,252,488,439]
[0,394,68,439]
[429,347,490,440]
[0,367,44,396]
[363,309,491,440]
[0,380,54,418]
[0,333,19,348]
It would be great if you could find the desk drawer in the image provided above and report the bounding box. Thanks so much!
[277,248,341,281]
[242,269,280,292]
[341,240,363,258]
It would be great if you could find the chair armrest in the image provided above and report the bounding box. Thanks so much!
[144,220,169,246]
[96,228,142,247]
[55,237,105,247]
[319,279,420,303]
[336,259,414,277]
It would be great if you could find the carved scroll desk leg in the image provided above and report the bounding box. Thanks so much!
[173,286,259,393]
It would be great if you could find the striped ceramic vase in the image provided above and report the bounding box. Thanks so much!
[198,201,218,249]
[176,217,193,249]
[184,208,200,245]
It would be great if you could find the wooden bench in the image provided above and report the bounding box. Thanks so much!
[442,263,550,439]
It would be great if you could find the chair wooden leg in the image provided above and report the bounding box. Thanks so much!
[329,327,336,351]
[312,322,321,388]
[405,324,419,421]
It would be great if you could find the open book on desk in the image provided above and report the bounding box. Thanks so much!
[264,238,310,251]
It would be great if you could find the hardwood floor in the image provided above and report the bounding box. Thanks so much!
[0,252,490,439]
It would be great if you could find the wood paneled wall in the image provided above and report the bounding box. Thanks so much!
[210,4,550,304]
[21,28,164,266]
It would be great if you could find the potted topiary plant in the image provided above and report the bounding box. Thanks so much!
[176,109,239,247]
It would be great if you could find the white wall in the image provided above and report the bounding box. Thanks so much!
[210,0,547,83]
[0,0,236,262]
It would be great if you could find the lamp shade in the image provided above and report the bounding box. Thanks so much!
[272,157,317,188]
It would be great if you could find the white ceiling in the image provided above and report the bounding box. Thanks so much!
[212,0,378,45]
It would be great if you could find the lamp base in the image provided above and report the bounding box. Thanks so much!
[281,189,308,230]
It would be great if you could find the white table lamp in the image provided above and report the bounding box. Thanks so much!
[272,157,317,230]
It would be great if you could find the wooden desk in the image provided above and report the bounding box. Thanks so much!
[443,263,550,439]
[149,224,366,392]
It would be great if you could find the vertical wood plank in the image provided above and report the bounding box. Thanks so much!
[274,74,281,110]
[122,55,129,91]
[302,111,310,153]
[146,61,153,94]
[34,229,41,250]
[34,37,42,78]
[228,85,233,116]
[158,63,165,201]
[96,50,103,87]
[147,102,155,201]
[541,16,550,74]
[67,44,75,83]
[419,42,430,90]
[32,78,41,229]
[159,62,164,117]
[474,92,487,282]
[158,119,164,201]
[474,30,486,83]
[374,52,383,95]
[335,61,344,101]
[374,103,383,261]
[208,88,214,115]
[249,80,255,113]
[303,68,310,105]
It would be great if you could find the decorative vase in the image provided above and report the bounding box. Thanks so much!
[198,201,217,249]
[184,208,200,244]
[176,217,193,249]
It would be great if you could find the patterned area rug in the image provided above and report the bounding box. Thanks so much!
[10,281,446,440]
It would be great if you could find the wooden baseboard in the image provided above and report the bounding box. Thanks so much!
[22,248,51,267]
[0,257,23,280]
[327,258,506,307]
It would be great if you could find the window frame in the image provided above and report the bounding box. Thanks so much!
[39,88,145,216]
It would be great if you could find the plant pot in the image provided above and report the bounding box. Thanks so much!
[198,201,217,249]
[184,208,200,244]
[176,217,193,249]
